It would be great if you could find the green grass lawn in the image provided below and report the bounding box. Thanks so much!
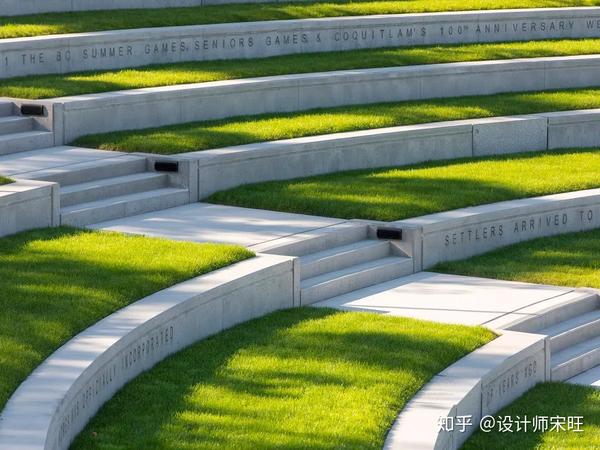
[208,149,600,221]
[2,39,600,99]
[0,176,11,185]
[0,227,252,411]
[1,1,597,39]
[71,308,494,450]
[463,382,600,449]
[434,228,600,289]
[75,87,600,154]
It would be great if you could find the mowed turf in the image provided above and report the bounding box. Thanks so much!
[71,308,494,450]
[463,382,600,449]
[0,227,252,410]
[208,149,600,221]
[3,39,600,99]
[1,0,598,39]
[75,88,600,154]
[435,228,600,289]
[0,176,11,185]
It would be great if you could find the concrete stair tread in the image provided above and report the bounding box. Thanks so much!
[0,115,32,129]
[552,334,600,368]
[0,129,51,142]
[0,130,55,156]
[0,102,13,117]
[541,309,600,338]
[300,239,386,265]
[567,365,600,387]
[61,187,188,215]
[301,256,409,289]
[61,172,166,195]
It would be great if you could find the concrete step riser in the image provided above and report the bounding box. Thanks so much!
[61,190,189,227]
[43,159,147,186]
[61,174,169,207]
[514,294,599,333]
[0,118,33,135]
[272,224,369,257]
[0,103,13,117]
[551,317,600,353]
[552,348,600,382]
[300,259,413,306]
[0,132,54,155]
[301,241,391,280]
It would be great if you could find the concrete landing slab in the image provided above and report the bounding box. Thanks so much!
[315,272,574,327]
[0,146,126,178]
[92,202,345,247]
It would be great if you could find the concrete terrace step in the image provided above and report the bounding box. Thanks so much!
[567,364,600,387]
[0,130,54,156]
[300,239,391,281]
[33,155,147,186]
[300,256,413,306]
[0,102,13,117]
[61,187,189,227]
[552,334,600,381]
[0,116,33,135]
[258,222,369,257]
[541,309,600,353]
[60,172,169,207]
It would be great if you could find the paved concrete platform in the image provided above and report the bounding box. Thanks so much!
[92,202,346,247]
[315,271,575,327]
[0,146,127,178]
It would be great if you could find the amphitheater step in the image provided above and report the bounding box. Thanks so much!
[61,187,190,227]
[551,334,600,381]
[299,239,392,281]
[60,172,169,207]
[0,130,55,156]
[0,116,34,135]
[300,256,413,306]
[0,101,14,117]
[567,364,600,387]
[541,309,600,353]
[34,155,147,186]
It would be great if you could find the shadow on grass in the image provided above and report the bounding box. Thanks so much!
[71,308,493,450]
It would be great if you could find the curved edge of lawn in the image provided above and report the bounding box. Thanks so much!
[70,308,495,450]
[462,382,600,449]
[0,176,13,185]
[0,226,253,411]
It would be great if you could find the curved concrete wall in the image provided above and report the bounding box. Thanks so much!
[43,55,600,143]
[0,253,298,450]
[2,8,600,78]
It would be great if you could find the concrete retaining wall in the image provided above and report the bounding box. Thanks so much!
[44,56,600,143]
[1,0,301,17]
[2,8,600,78]
[0,253,298,450]
[385,331,549,450]
[190,110,600,199]
[0,179,59,237]
[394,188,600,269]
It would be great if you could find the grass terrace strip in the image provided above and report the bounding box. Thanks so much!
[75,88,600,154]
[462,382,600,448]
[434,228,600,289]
[1,1,599,39]
[71,308,494,450]
[3,39,600,99]
[0,176,12,185]
[0,227,253,410]
[208,149,600,221]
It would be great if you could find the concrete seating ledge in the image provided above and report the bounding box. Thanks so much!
[35,55,600,143]
[0,179,59,237]
[0,253,298,450]
[2,8,600,79]
[385,331,549,450]
[186,109,600,199]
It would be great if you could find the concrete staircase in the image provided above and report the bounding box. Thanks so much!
[519,292,600,385]
[32,154,189,227]
[0,101,54,155]
[261,223,414,306]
